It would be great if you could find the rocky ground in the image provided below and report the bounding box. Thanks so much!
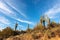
[6,33,60,40]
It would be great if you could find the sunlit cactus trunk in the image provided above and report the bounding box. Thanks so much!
[47,18,51,29]
[48,19,50,25]
[40,17,43,25]
[40,16,45,27]
[43,20,45,27]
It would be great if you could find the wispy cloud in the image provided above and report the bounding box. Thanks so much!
[4,0,27,18]
[18,25,24,28]
[0,24,4,30]
[0,23,7,30]
[45,4,60,19]
[0,2,11,13]
[0,1,34,25]
[17,19,34,25]
[0,1,17,17]
[0,16,10,25]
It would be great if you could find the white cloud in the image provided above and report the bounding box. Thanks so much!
[0,16,10,25]
[45,4,60,19]
[0,1,34,25]
[0,1,17,17]
[0,2,11,13]
[17,19,34,25]
[0,23,6,30]
[0,24,4,30]
[19,25,24,27]
[7,16,34,25]
[5,1,27,18]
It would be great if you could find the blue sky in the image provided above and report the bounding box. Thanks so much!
[0,0,60,30]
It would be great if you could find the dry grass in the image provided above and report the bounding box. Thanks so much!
[6,30,60,40]
[6,33,60,40]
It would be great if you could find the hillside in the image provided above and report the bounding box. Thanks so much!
[0,16,60,40]
[6,25,60,40]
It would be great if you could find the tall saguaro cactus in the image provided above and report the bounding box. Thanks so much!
[27,24,31,33]
[15,22,18,31]
[27,24,30,31]
[48,18,50,25]
[40,16,45,27]
[43,20,45,27]
[40,15,50,27]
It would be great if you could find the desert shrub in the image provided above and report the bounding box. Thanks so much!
[56,29,60,37]
[1,27,14,38]
[51,32,56,37]
[12,37,21,40]
[48,35,51,39]
[20,30,26,34]
[13,30,21,36]
[26,28,32,33]
[0,27,16,40]
[50,21,58,28]
[32,31,43,39]
[26,24,32,33]
[34,24,44,31]
[0,27,26,39]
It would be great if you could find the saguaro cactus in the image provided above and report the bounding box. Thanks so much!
[27,24,30,31]
[15,22,18,31]
[40,16,45,27]
[27,24,31,33]
[43,20,45,27]
[48,18,50,25]
[40,15,50,27]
